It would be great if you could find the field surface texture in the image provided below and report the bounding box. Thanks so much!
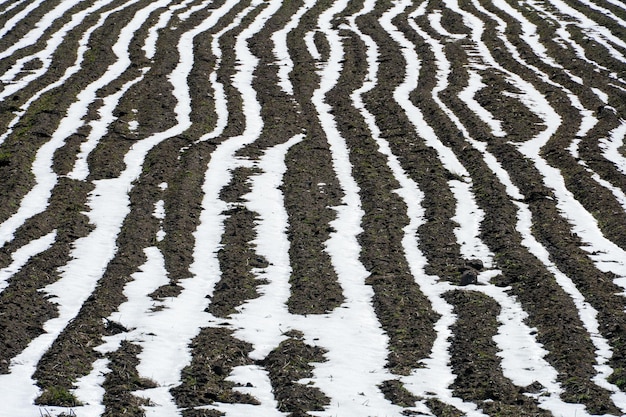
[1,0,626,416]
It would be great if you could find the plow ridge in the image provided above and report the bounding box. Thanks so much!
[0,0,625,416]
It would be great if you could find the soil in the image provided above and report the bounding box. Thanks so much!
[1,0,626,416]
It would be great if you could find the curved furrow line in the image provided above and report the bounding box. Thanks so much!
[67,0,205,181]
[272,0,344,316]
[528,0,626,70]
[38,1,247,413]
[0,0,145,147]
[211,1,405,415]
[514,0,626,206]
[473,0,626,301]
[466,2,626,411]
[0,0,121,102]
[526,4,626,89]
[0,0,173,249]
[402,0,620,412]
[398,1,577,414]
[376,2,491,415]
[271,0,316,96]
[472,2,626,282]
[0,0,152,381]
[426,0,622,412]
[0,0,52,47]
[116,1,288,415]
[0,229,56,294]
[0,1,230,415]
[0,0,30,20]
[2,0,626,416]
[0,0,89,60]
[347,0,442,404]
[477,1,626,192]
[550,0,626,42]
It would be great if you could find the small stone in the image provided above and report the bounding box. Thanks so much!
[460,269,478,286]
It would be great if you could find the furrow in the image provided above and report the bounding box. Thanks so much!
[429,0,626,413]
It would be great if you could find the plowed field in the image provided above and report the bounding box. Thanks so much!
[1,0,626,416]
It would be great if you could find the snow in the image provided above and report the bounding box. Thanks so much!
[0,230,56,294]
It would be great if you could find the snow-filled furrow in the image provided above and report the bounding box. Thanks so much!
[71,2,249,416]
[0,0,88,60]
[470,0,624,191]
[423,0,626,413]
[406,6,580,412]
[141,0,201,61]
[74,2,268,416]
[458,70,507,138]
[448,0,626,284]
[527,0,626,64]
[0,0,30,18]
[241,0,406,414]
[0,0,47,45]
[600,122,626,177]
[0,0,144,147]
[0,0,115,100]
[0,229,56,294]
[207,136,305,417]
[67,69,148,181]
[0,0,171,248]
[349,3,471,415]
[271,0,316,96]
[559,0,626,41]
[526,0,626,87]
[484,0,586,86]
[469,0,626,257]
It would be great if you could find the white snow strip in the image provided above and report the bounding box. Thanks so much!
[142,0,197,60]
[71,358,110,417]
[381,2,487,415]
[68,68,148,180]
[0,230,56,294]
[208,365,284,417]
[272,0,316,95]
[300,2,403,412]
[0,0,29,18]
[514,201,626,411]
[449,180,492,265]
[304,30,321,61]
[79,2,266,416]
[208,0,404,415]
[177,0,214,21]
[0,0,49,50]
[435,0,626,413]
[527,0,626,65]
[599,121,626,176]
[458,70,507,137]
[428,9,466,40]
[225,135,304,360]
